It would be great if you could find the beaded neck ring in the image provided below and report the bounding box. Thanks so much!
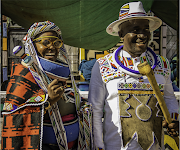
[114,45,157,77]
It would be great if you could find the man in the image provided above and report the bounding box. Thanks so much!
[88,1,179,150]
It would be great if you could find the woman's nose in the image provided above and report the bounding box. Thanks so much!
[48,44,55,49]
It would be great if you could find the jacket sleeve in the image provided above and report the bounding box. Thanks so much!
[88,61,106,149]
[163,71,179,115]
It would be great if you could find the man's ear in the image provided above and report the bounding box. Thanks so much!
[118,30,123,38]
[118,30,124,42]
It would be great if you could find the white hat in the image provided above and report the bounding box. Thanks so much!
[106,1,162,36]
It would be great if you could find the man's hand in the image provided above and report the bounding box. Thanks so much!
[47,79,64,105]
[162,119,179,137]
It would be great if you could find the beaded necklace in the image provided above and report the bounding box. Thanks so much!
[114,45,157,77]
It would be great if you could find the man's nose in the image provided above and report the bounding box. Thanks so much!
[137,33,147,39]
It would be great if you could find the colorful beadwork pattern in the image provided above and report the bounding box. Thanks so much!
[118,83,163,150]
[97,48,171,83]
[2,63,47,114]
[154,55,170,77]
[3,94,46,113]
[119,4,129,17]
[23,21,67,60]
[78,103,93,150]
[97,54,124,83]
[118,83,164,91]
[119,3,146,20]
[171,113,179,121]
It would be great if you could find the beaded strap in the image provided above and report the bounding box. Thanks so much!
[24,38,68,150]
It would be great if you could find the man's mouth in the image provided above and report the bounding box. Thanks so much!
[137,41,145,46]
[136,39,147,46]
[137,41,145,44]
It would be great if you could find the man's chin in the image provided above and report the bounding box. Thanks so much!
[136,43,147,49]
[133,49,146,57]
[135,46,147,53]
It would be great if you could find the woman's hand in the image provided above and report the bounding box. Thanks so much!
[47,79,64,105]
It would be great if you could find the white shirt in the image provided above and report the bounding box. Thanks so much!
[88,50,178,150]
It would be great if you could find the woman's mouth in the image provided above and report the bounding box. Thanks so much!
[44,53,56,60]
[45,52,56,56]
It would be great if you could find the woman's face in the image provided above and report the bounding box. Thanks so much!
[34,31,60,61]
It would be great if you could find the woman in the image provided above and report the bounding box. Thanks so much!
[2,21,86,150]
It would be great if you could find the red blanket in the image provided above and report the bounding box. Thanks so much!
[2,62,45,150]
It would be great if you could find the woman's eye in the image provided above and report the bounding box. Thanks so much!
[42,40,50,46]
[36,40,41,42]
[54,41,61,46]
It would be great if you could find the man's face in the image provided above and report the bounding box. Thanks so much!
[118,19,151,57]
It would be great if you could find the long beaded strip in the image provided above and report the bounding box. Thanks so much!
[25,39,93,150]
[25,38,68,150]
[64,48,93,150]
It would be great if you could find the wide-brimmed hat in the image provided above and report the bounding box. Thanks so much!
[106,1,162,36]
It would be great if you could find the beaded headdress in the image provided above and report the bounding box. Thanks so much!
[23,20,67,57]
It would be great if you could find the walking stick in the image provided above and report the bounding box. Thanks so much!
[137,61,179,147]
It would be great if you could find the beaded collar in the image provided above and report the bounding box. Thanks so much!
[114,45,157,77]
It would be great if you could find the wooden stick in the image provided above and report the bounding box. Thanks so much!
[137,61,179,147]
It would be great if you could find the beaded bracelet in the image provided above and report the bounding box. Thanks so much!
[44,101,51,114]
[45,101,51,110]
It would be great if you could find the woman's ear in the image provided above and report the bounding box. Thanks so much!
[33,42,42,57]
